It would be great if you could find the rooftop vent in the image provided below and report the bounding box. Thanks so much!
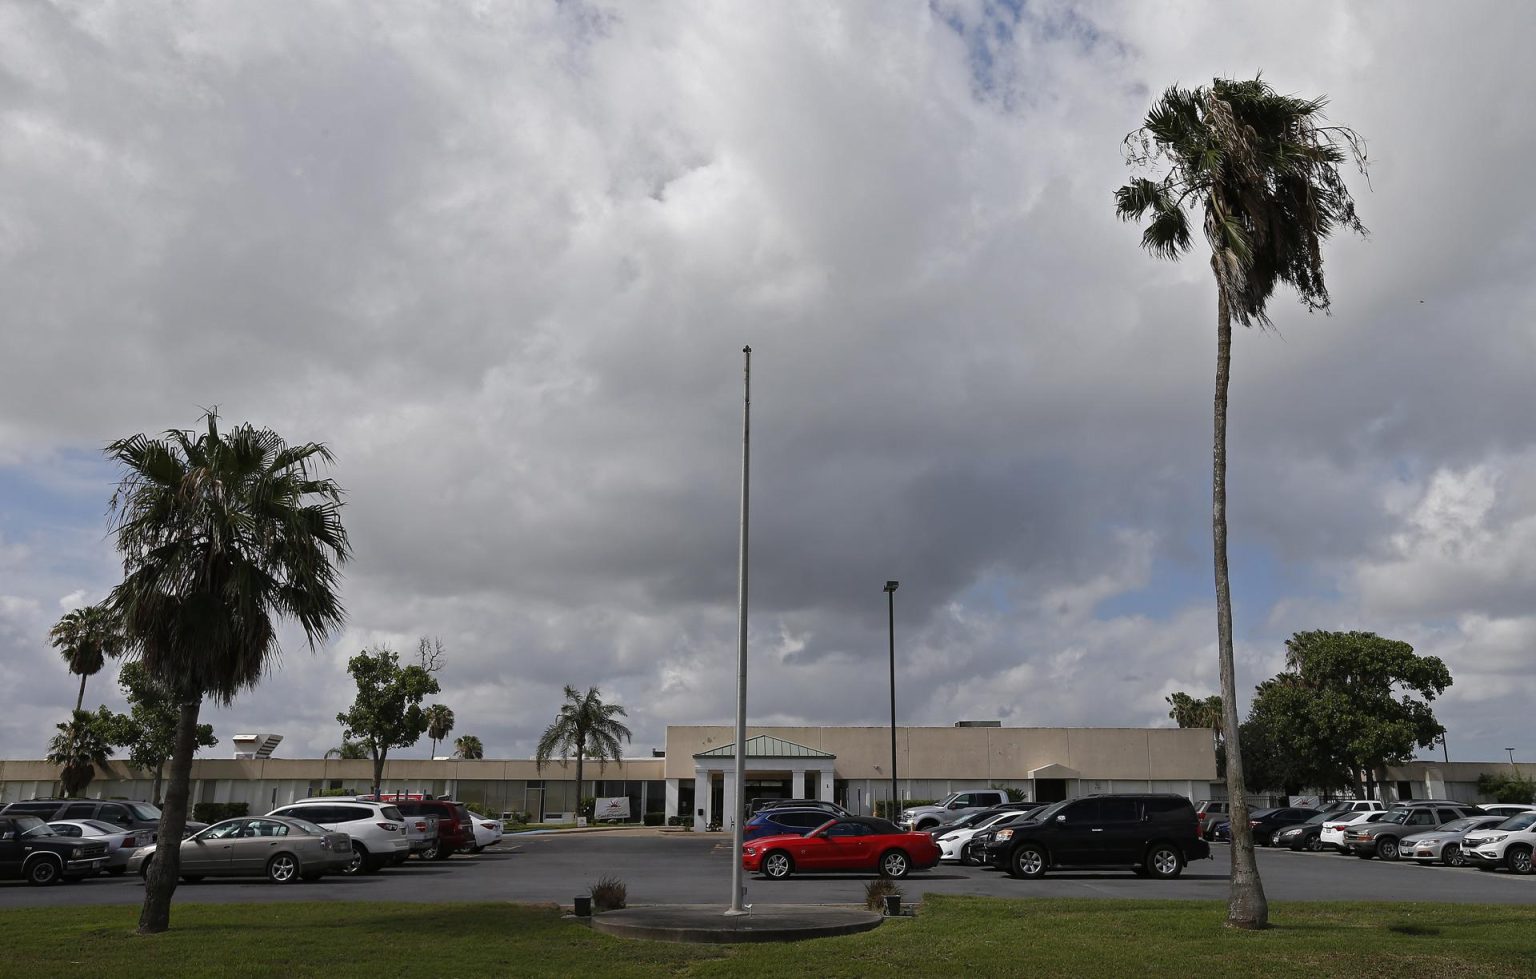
[954,720,1001,728]
[232,733,283,759]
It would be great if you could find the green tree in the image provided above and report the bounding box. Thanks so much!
[1477,772,1536,805]
[454,734,484,760]
[50,603,122,713]
[106,411,350,934]
[425,704,456,759]
[324,740,368,760]
[1166,691,1226,777]
[336,646,440,798]
[1277,630,1450,798]
[535,685,633,813]
[1116,76,1367,930]
[107,661,218,805]
[46,708,119,796]
[1238,681,1350,797]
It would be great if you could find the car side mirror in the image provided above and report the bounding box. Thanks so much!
[1055,815,1067,823]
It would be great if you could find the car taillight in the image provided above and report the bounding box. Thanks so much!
[378,822,399,831]
[482,821,495,829]
[123,836,137,847]
[1250,820,1261,827]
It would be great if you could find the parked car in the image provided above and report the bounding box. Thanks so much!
[900,790,1011,832]
[747,798,849,817]
[46,819,147,875]
[936,809,1024,863]
[1400,815,1507,867]
[744,807,844,842]
[1319,810,1388,851]
[127,816,352,883]
[1463,810,1536,874]
[1,798,205,841]
[1479,804,1536,819]
[390,799,477,859]
[1194,800,1230,839]
[267,799,412,874]
[1319,799,1389,815]
[1343,802,1484,860]
[944,809,1039,865]
[0,813,110,884]
[1246,807,1324,846]
[1271,810,1333,851]
[987,794,1210,880]
[466,810,503,852]
[742,815,941,880]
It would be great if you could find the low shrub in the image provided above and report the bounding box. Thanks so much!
[643,811,665,826]
[589,875,627,911]
[191,802,250,823]
[865,878,902,911]
[873,799,935,820]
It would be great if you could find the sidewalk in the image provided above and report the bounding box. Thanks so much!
[585,903,885,944]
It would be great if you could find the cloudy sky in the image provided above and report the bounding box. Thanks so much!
[3,1,1534,767]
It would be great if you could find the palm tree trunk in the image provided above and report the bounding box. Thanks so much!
[1212,285,1269,930]
[371,749,385,800]
[75,674,87,713]
[138,697,202,934]
[152,762,165,806]
[575,752,585,821]
[429,737,437,760]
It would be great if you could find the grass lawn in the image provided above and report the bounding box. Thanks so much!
[4,896,1535,978]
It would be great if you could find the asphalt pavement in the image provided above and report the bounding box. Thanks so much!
[2,831,1533,910]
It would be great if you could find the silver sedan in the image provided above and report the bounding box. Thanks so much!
[127,816,353,884]
[46,819,149,876]
[1400,815,1507,867]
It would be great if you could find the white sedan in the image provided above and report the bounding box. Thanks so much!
[1319,809,1387,851]
[935,810,1025,864]
[466,810,503,853]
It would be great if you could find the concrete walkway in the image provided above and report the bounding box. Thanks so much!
[586,903,885,944]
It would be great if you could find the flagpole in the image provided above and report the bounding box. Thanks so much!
[727,345,751,916]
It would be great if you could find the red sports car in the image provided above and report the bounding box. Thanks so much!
[741,815,942,879]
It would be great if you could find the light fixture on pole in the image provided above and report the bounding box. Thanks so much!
[884,580,899,821]
[1508,747,1518,767]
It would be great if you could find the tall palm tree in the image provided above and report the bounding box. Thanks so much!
[454,734,484,760]
[1117,76,1367,930]
[324,740,368,760]
[46,709,117,796]
[106,411,350,934]
[425,704,455,759]
[535,685,632,815]
[49,603,122,712]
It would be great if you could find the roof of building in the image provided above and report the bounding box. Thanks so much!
[693,735,835,759]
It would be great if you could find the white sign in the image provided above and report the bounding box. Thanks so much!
[1288,796,1321,809]
[593,796,631,821]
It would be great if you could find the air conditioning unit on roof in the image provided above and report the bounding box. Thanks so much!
[232,733,283,759]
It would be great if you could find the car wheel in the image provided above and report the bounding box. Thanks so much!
[431,844,452,861]
[138,857,153,879]
[762,851,793,880]
[419,842,439,860]
[1443,843,1466,868]
[1507,845,1533,875]
[880,850,911,879]
[1377,837,1400,861]
[1009,845,1046,879]
[343,844,370,875]
[1306,836,1325,853]
[266,853,300,884]
[1145,844,1183,880]
[26,859,62,886]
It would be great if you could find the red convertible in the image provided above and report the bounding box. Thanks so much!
[741,815,942,879]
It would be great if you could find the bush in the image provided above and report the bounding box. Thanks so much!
[580,796,595,819]
[873,799,935,820]
[865,878,902,911]
[666,815,691,827]
[191,802,250,823]
[643,811,665,826]
[589,875,626,911]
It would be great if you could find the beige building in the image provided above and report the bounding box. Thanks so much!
[1,723,1219,827]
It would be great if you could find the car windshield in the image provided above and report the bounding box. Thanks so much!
[1381,809,1412,825]
[127,803,162,821]
[16,817,57,838]
[1302,811,1329,824]
[1437,817,1481,833]
[947,811,994,831]
[1498,812,1536,831]
[1029,799,1073,822]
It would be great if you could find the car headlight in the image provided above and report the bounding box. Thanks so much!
[72,847,84,858]
[1486,834,1508,843]
[743,847,756,856]
[995,829,1013,842]
[1416,837,1440,845]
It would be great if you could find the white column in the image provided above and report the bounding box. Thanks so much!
[665,779,680,821]
[693,769,710,831]
[722,769,738,831]
[791,766,806,799]
[819,770,834,803]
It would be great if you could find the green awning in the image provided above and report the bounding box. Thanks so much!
[694,735,835,759]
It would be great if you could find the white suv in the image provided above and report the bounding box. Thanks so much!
[267,799,410,874]
[1319,810,1387,851]
[1463,810,1536,875]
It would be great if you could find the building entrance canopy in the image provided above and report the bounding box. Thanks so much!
[692,735,836,831]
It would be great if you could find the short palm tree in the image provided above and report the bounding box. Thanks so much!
[425,704,455,759]
[50,603,122,712]
[1117,76,1367,929]
[46,709,117,796]
[106,411,350,934]
[454,735,484,760]
[535,686,632,813]
[324,740,368,760]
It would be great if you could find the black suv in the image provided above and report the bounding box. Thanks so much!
[0,798,204,841]
[0,813,110,885]
[986,794,1210,879]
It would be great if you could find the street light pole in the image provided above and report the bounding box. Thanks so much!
[1508,747,1518,767]
[884,581,899,821]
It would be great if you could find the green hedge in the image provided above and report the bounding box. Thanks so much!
[642,812,665,826]
[191,802,250,823]
[874,799,936,820]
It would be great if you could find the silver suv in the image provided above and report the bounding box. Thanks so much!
[267,799,411,874]
[900,790,1010,832]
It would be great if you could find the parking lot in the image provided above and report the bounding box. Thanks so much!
[1,831,1533,910]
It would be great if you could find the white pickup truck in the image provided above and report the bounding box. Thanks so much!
[900,789,1011,832]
